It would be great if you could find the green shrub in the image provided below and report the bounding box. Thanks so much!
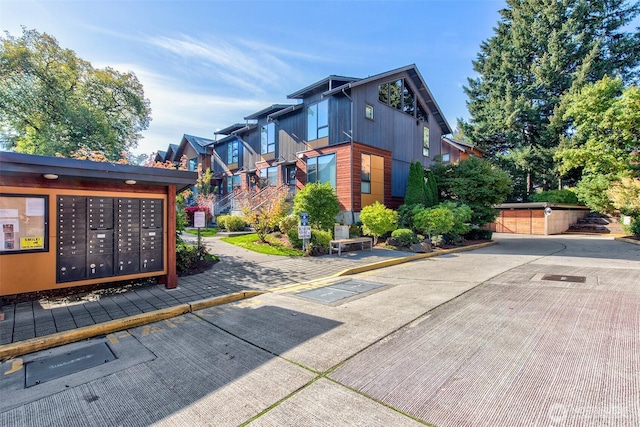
[176,241,210,273]
[632,218,640,238]
[293,182,340,231]
[414,205,454,239]
[216,215,230,230]
[391,228,420,247]
[278,214,298,234]
[397,203,424,230]
[287,227,303,249]
[440,201,473,236]
[225,215,247,231]
[530,189,579,204]
[349,223,362,238]
[359,201,398,245]
[309,229,332,255]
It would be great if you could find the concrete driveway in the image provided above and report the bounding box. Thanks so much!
[1,234,638,426]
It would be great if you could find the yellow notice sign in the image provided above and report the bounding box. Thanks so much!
[21,236,44,249]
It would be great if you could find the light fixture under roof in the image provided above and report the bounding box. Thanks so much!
[125,179,137,185]
[43,174,58,180]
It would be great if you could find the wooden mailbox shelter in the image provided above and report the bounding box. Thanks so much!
[0,152,196,297]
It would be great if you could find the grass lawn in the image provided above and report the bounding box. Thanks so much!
[221,233,304,256]
[185,228,217,237]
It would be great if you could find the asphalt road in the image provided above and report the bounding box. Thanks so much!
[1,234,638,426]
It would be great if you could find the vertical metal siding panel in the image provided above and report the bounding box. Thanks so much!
[330,95,352,146]
[241,128,260,168]
[277,112,305,161]
[392,159,410,197]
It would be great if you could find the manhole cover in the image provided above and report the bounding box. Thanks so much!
[331,280,384,293]
[297,287,356,303]
[297,280,384,303]
[25,342,116,387]
[541,274,586,283]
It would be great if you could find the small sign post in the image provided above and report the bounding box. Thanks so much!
[299,212,310,251]
[194,211,206,248]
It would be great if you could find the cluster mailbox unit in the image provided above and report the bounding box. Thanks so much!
[0,152,196,298]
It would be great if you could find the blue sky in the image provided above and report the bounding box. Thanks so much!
[2,0,505,156]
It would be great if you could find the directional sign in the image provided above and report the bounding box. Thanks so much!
[300,212,309,226]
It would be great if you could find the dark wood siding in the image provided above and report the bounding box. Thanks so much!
[349,71,443,167]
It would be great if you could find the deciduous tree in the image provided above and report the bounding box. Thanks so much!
[0,27,151,161]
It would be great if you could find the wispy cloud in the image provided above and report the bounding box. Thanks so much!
[147,34,295,95]
[103,64,269,155]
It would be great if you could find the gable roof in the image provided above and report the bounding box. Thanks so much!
[441,136,483,154]
[165,144,180,161]
[287,75,359,99]
[322,64,452,135]
[244,104,294,120]
[176,134,215,159]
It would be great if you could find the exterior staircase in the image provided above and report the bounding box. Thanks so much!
[565,213,624,234]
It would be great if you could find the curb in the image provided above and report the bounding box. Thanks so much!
[615,236,640,246]
[0,290,263,361]
[269,241,498,293]
[329,240,498,278]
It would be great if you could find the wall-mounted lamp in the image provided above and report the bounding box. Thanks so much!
[43,174,59,180]
[297,153,306,160]
[125,179,137,185]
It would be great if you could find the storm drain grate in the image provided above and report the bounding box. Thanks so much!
[297,280,384,303]
[541,274,586,283]
[25,342,116,388]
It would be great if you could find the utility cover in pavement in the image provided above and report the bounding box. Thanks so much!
[541,274,586,283]
[297,280,384,303]
[25,342,116,387]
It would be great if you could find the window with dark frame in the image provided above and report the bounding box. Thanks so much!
[227,140,239,164]
[361,153,371,194]
[365,103,374,120]
[260,122,276,154]
[306,153,336,189]
[307,99,328,140]
[378,78,429,122]
[423,126,430,157]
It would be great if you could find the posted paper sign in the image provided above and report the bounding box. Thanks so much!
[194,211,206,228]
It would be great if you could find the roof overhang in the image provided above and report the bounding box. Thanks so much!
[0,152,197,193]
[244,104,294,120]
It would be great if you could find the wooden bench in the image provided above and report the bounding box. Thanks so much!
[329,237,373,256]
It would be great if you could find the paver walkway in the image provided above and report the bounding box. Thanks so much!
[0,234,413,345]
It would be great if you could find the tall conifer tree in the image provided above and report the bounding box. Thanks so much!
[460,0,640,199]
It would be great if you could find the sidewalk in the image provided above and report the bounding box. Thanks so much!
[0,234,421,347]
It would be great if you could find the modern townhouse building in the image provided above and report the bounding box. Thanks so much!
[203,64,453,223]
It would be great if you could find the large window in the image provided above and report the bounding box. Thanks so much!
[260,123,275,154]
[306,153,336,189]
[379,78,428,122]
[226,174,241,193]
[260,166,278,187]
[307,99,328,140]
[423,126,430,157]
[188,158,197,171]
[361,154,371,194]
[227,140,239,164]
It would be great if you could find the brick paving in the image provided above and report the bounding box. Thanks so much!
[0,235,412,345]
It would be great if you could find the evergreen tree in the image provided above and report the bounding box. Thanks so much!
[425,169,438,208]
[461,0,640,199]
[405,161,427,206]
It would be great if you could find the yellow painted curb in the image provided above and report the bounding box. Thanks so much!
[0,290,262,361]
[615,236,640,246]
[190,290,264,311]
[330,240,498,278]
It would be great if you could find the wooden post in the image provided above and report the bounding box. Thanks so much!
[163,185,178,289]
